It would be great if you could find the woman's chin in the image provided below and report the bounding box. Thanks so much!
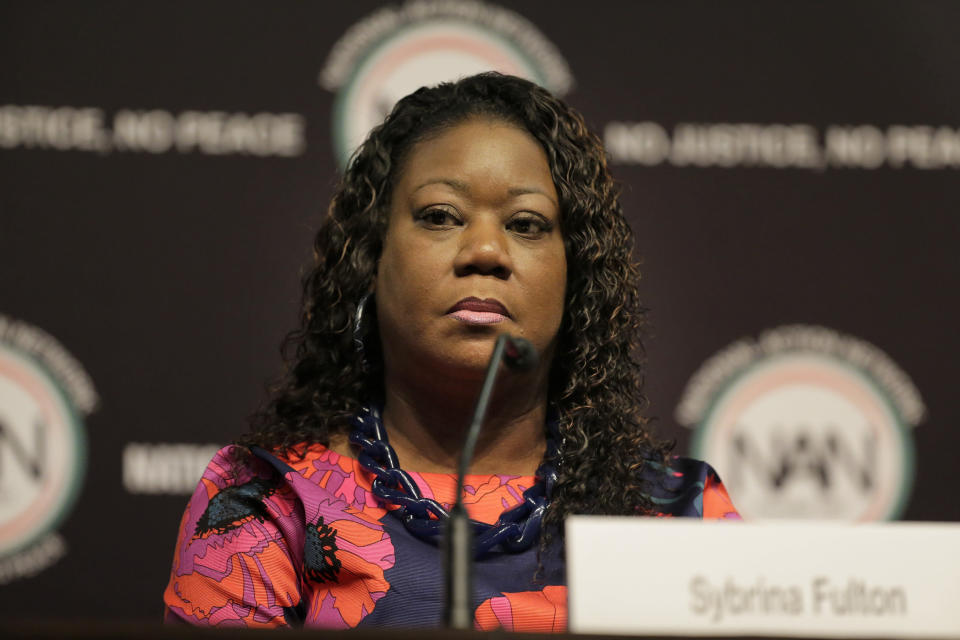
[381,325,541,386]
[417,341,514,382]
[437,349,504,378]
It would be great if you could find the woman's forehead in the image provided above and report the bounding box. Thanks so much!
[393,119,557,199]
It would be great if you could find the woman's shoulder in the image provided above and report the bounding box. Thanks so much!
[184,441,369,509]
[642,456,741,520]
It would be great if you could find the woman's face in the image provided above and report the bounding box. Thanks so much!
[375,117,567,382]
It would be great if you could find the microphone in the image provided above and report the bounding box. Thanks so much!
[443,333,537,629]
[503,335,537,372]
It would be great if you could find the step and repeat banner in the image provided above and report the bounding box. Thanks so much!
[1,0,957,622]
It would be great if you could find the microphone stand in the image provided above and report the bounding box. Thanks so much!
[444,334,533,629]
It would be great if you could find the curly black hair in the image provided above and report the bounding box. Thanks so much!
[241,72,672,543]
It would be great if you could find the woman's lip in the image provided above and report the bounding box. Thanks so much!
[446,297,511,325]
[448,310,507,325]
[447,297,511,317]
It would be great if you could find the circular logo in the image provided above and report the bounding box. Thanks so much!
[0,316,96,583]
[677,326,924,522]
[0,343,86,556]
[320,0,573,167]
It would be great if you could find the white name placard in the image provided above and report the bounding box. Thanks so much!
[566,518,960,638]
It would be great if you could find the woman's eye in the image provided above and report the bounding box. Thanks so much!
[508,216,551,237]
[418,208,458,227]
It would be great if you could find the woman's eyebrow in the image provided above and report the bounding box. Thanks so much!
[508,186,558,207]
[413,178,557,206]
[412,177,469,193]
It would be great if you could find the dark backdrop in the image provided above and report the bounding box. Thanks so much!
[1,0,957,622]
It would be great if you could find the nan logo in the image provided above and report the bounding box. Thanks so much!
[0,315,97,583]
[319,0,573,167]
[676,325,924,522]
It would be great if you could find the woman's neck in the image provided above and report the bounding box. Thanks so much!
[375,371,549,476]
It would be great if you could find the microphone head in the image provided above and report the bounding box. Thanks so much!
[503,336,538,371]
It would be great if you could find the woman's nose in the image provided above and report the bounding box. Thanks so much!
[453,217,513,279]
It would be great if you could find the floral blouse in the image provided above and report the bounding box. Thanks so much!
[164,444,739,631]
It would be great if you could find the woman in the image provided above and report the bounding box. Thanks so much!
[164,72,739,631]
